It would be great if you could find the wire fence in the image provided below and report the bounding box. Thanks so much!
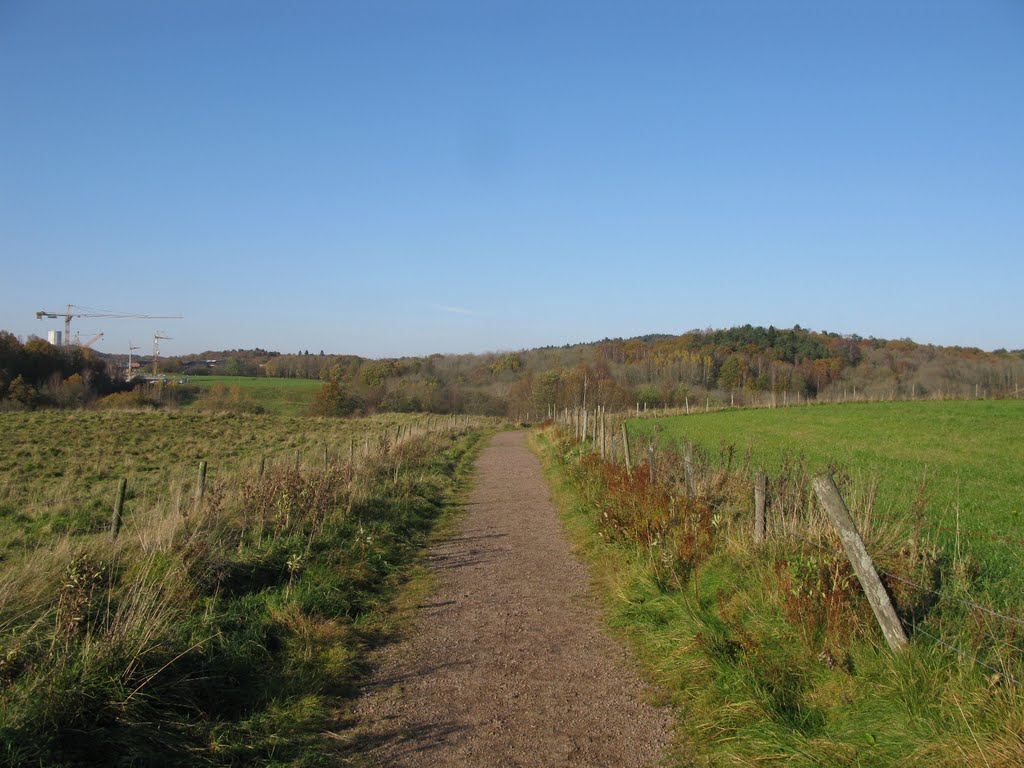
[556,408,1024,685]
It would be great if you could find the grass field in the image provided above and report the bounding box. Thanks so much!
[0,409,493,766]
[630,400,1024,583]
[185,375,322,415]
[0,410,442,549]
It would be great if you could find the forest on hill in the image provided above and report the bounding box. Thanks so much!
[2,325,1021,415]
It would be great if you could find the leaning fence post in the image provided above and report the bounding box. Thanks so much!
[754,472,767,543]
[812,475,909,653]
[194,460,207,511]
[111,477,127,539]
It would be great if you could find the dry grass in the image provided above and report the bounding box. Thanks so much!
[0,411,495,766]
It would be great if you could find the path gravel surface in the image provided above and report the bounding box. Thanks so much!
[349,431,673,767]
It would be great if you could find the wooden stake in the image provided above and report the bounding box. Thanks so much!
[111,477,127,539]
[813,475,909,653]
[684,442,695,498]
[194,460,207,511]
[754,472,766,544]
[622,422,632,475]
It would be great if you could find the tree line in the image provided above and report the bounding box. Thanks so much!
[4,325,1022,415]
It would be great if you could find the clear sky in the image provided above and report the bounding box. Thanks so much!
[1,1,1022,358]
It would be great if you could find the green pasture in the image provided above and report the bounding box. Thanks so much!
[185,375,321,415]
[0,410,426,549]
[631,400,1024,580]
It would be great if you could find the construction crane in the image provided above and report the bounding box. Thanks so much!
[72,331,105,349]
[127,341,141,382]
[153,332,173,376]
[36,305,182,350]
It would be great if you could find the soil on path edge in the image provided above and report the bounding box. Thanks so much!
[346,431,674,767]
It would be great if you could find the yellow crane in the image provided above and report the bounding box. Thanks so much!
[36,305,182,350]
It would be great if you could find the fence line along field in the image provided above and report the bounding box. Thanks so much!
[538,398,1024,765]
[630,399,1024,590]
[0,410,449,549]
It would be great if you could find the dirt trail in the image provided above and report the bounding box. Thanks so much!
[349,431,673,767]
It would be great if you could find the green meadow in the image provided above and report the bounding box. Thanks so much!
[631,399,1024,583]
[185,375,322,415]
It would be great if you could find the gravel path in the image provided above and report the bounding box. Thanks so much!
[350,431,673,767]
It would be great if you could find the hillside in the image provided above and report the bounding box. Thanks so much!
[163,325,1023,416]
[3,325,1022,415]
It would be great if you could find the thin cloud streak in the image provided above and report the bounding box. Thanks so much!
[434,304,478,316]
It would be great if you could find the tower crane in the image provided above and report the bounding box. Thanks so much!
[127,341,141,382]
[35,305,182,350]
[73,331,105,349]
[153,332,173,376]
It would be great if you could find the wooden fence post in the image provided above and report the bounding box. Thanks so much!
[111,478,127,539]
[259,455,266,477]
[648,443,657,485]
[600,408,606,459]
[622,422,632,475]
[323,445,329,468]
[754,472,766,544]
[194,460,207,512]
[812,475,909,653]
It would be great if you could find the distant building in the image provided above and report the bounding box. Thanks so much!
[47,330,62,347]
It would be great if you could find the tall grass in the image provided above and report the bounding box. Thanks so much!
[0,415,492,766]
[536,422,1024,766]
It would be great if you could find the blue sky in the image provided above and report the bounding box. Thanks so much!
[1,1,1021,357]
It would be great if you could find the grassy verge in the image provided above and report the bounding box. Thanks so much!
[533,425,1024,767]
[0,418,492,766]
